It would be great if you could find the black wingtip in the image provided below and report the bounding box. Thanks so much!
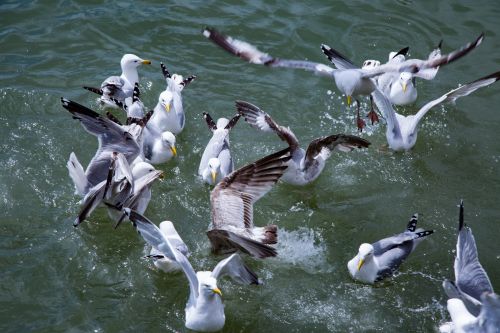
[437,39,443,49]
[160,62,171,79]
[83,86,103,96]
[224,114,240,130]
[393,46,410,59]
[203,112,217,131]
[458,199,464,231]
[407,213,418,232]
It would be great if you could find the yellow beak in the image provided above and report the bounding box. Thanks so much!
[142,60,151,65]
[211,170,217,184]
[159,171,164,179]
[402,83,407,93]
[212,287,222,297]
[170,146,177,157]
[357,258,365,271]
[163,103,170,113]
[347,95,352,106]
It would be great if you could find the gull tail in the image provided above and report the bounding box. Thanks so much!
[207,229,277,259]
[83,86,103,96]
[67,152,89,196]
[407,213,418,232]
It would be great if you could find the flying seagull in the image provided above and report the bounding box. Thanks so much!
[235,100,370,185]
[348,213,434,284]
[203,27,483,130]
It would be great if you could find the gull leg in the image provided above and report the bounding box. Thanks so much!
[367,95,380,124]
[356,99,366,131]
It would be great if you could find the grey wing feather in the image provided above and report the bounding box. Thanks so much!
[320,44,358,70]
[235,100,299,151]
[218,147,233,176]
[455,225,493,303]
[74,180,107,226]
[210,147,291,229]
[476,293,500,331]
[304,134,370,169]
[375,243,413,279]
[203,27,334,77]
[211,253,259,285]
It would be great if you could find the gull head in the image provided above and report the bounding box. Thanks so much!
[167,74,185,91]
[208,158,221,184]
[399,72,413,93]
[161,131,177,157]
[158,90,174,112]
[120,54,151,70]
[197,271,222,298]
[132,161,156,179]
[357,243,374,270]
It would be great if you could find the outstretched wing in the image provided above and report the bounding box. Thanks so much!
[409,70,500,133]
[203,27,335,77]
[210,147,291,230]
[211,253,260,285]
[235,100,299,151]
[303,134,370,169]
[320,44,358,70]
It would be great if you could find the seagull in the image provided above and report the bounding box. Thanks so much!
[320,33,482,130]
[372,41,442,106]
[203,27,484,130]
[111,84,178,165]
[235,100,370,185]
[443,200,494,316]
[207,147,291,258]
[347,213,434,284]
[83,54,151,108]
[198,112,240,185]
[125,209,259,332]
[107,161,164,228]
[145,62,196,135]
[62,98,141,195]
[371,70,500,151]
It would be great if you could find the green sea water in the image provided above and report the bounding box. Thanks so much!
[1,1,500,332]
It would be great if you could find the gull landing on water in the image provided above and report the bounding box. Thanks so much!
[235,100,370,185]
[203,27,484,131]
[83,54,151,108]
[208,147,292,258]
[126,209,259,332]
[371,70,500,151]
[348,213,434,284]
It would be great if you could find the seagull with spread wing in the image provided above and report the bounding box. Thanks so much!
[235,100,370,185]
[348,213,434,284]
[208,147,291,259]
[203,27,484,130]
[125,209,259,332]
[371,70,500,151]
[83,54,151,108]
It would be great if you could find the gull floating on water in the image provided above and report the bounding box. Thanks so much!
[371,70,500,151]
[198,112,240,185]
[348,213,434,284]
[145,62,196,135]
[126,209,259,332]
[83,54,151,108]
[203,27,483,130]
[235,100,370,185]
[439,200,499,333]
[207,147,291,258]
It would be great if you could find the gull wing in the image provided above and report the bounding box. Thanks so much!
[211,253,259,285]
[304,134,370,169]
[203,27,335,77]
[320,44,358,70]
[360,33,484,79]
[235,100,299,151]
[126,209,199,306]
[210,147,291,230]
[454,201,493,304]
[408,70,500,134]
